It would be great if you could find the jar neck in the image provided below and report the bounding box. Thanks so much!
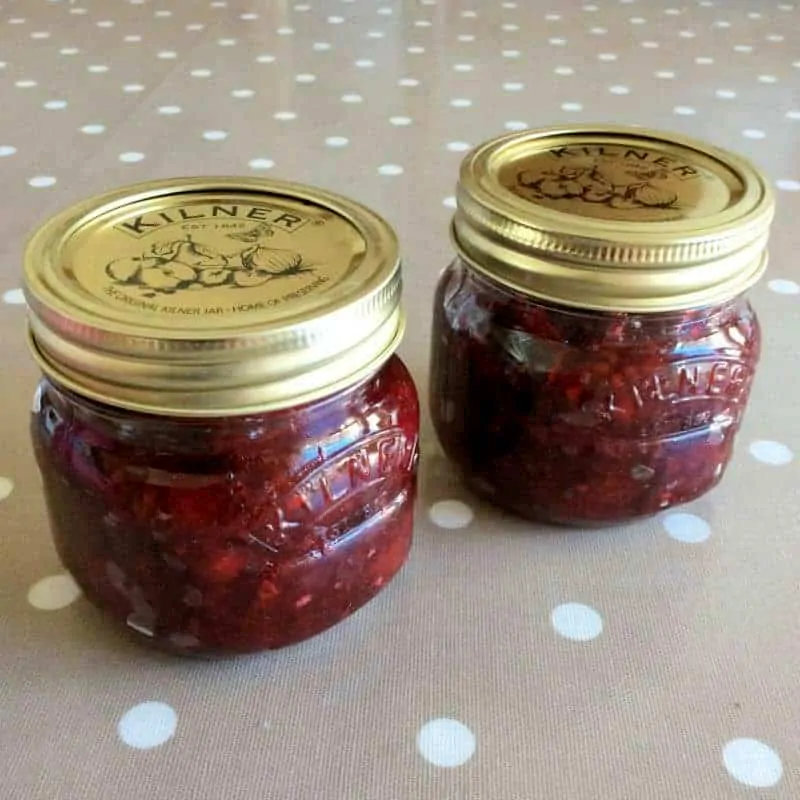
[455,256,750,336]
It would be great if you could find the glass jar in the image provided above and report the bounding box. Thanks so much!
[431,126,774,526]
[24,177,419,655]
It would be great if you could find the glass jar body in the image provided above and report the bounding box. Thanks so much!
[31,355,419,656]
[430,258,761,526]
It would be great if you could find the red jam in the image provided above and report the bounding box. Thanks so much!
[430,260,761,526]
[32,355,419,656]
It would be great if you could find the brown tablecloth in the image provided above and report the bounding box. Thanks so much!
[1,1,798,798]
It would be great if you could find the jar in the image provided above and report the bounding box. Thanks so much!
[24,177,419,655]
[430,126,774,526]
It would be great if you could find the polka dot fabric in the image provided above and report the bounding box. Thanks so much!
[1,2,798,799]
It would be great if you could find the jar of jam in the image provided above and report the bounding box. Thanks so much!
[430,126,774,526]
[24,177,419,656]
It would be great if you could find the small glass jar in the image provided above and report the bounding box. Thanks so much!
[431,126,774,526]
[24,177,419,655]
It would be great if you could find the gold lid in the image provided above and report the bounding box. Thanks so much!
[454,125,775,312]
[24,177,404,416]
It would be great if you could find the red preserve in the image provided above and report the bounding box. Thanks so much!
[431,126,774,526]
[24,177,419,655]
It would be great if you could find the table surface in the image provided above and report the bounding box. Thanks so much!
[1,1,798,798]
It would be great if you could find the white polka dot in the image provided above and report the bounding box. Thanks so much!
[312,42,331,51]
[295,73,316,83]
[749,440,793,466]
[428,499,474,529]
[662,512,711,544]
[60,47,80,55]
[503,81,524,91]
[768,278,799,294]
[713,20,731,28]
[716,89,737,99]
[0,145,17,156]
[609,85,630,95]
[69,7,86,13]
[15,80,37,88]
[158,105,182,115]
[203,130,228,141]
[186,23,205,31]
[399,78,419,87]
[598,52,618,61]
[43,100,67,110]
[241,12,259,20]
[786,111,800,120]
[231,89,254,100]
[695,56,714,65]
[407,46,425,54]
[31,30,51,39]
[641,41,659,48]
[27,574,81,610]
[28,176,56,188]
[118,702,178,750]
[554,66,574,76]
[249,158,274,170]
[416,718,476,768]
[549,37,567,45]
[96,20,114,28]
[341,93,363,103]
[154,9,172,16]
[378,164,403,176]
[504,120,529,131]
[589,27,608,35]
[766,34,784,42]
[457,34,475,42]
[748,11,762,18]
[679,30,696,38]
[454,63,474,72]
[158,50,177,59]
[81,124,106,134]
[723,739,783,788]
[123,35,141,43]
[119,152,145,163]
[561,102,583,112]
[545,13,561,21]
[450,98,472,108]
[325,136,349,147]
[629,16,646,24]
[123,84,146,92]
[327,16,344,24]
[88,65,109,73]
[273,111,296,121]
[674,106,696,116]
[502,49,521,58]
[734,44,753,53]
[390,116,413,126]
[0,476,13,501]
[368,29,386,38]
[502,23,519,31]
[446,141,471,152]
[758,75,778,84]
[551,602,603,642]
[742,129,766,139]
[776,180,800,192]
[190,69,212,78]
[442,196,457,209]
[355,59,375,68]
[656,70,676,79]
[377,6,393,15]
[2,288,25,304]
[256,54,275,63]
[461,10,477,18]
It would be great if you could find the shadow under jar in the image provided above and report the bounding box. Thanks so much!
[25,177,419,656]
[430,125,775,526]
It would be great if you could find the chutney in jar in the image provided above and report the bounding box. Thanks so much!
[430,125,774,526]
[25,177,419,655]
